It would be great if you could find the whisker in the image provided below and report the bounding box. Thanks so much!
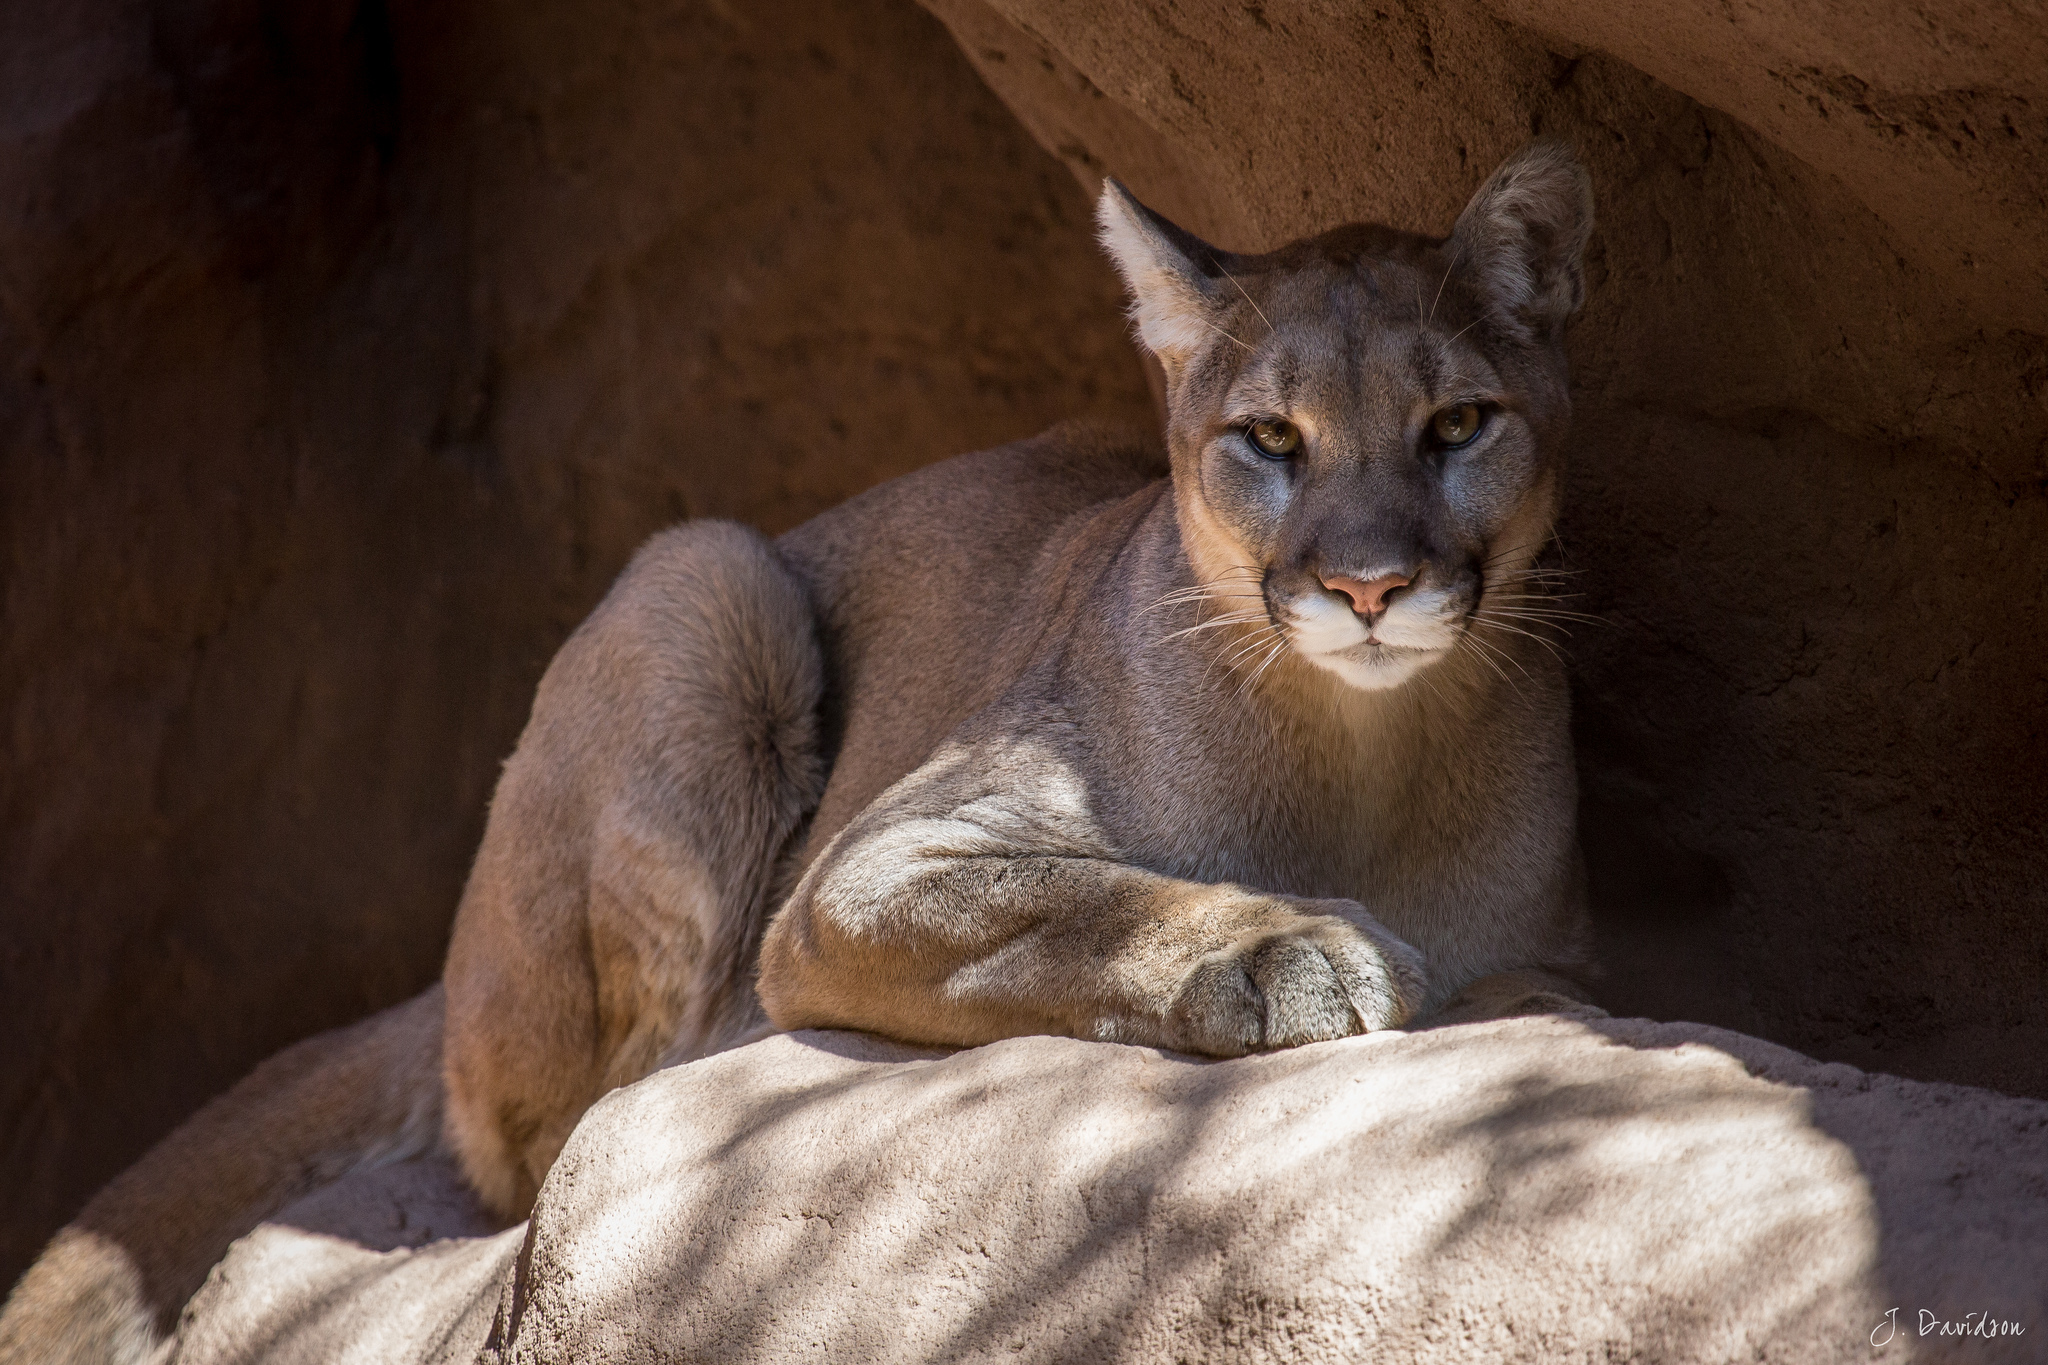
[1219,625,1284,672]
[1222,637,1290,697]
[1152,577,1262,599]
[1193,313,1254,352]
[1459,639,1514,690]
[1144,590,1265,615]
[1151,589,1265,605]
[1468,627,1530,674]
[1481,606,1606,626]
[1408,658,1453,710]
[1478,589,1591,607]
[1220,634,1269,687]
[1475,612,1575,640]
[1161,610,1271,642]
[1472,615,1567,664]
[1217,263,1273,338]
[1482,540,1557,569]
[1426,242,1463,327]
[1204,620,1271,666]
[1461,630,1527,687]
[1157,563,1265,589]
[1482,601,1603,618]
[1146,565,1267,615]
[1235,634,1293,700]
[1488,588,1585,602]
[1487,567,1583,582]
[1210,627,1283,692]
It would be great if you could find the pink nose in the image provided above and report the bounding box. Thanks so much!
[1322,572,1412,620]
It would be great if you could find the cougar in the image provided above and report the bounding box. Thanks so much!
[1,141,1598,1362]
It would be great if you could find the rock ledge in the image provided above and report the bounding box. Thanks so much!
[172,1016,2048,1365]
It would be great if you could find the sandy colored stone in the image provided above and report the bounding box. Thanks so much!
[169,1020,2048,1364]
[172,1230,518,1365]
[161,1154,505,1365]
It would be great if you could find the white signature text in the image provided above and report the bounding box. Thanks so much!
[1872,1307,2027,1346]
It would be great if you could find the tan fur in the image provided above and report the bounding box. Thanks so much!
[440,521,825,1216]
[2,144,1599,1362]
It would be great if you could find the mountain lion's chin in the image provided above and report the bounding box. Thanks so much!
[1299,640,1449,692]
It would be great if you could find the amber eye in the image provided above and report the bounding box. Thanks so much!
[1431,402,1485,448]
[1247,419,1302,458]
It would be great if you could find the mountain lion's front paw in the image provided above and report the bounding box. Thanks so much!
[1166,904,1428,1056]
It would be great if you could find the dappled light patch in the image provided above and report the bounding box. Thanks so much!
[173,1018,2046,1362]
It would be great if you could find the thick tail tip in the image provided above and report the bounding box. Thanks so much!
[0,1227,161,1365]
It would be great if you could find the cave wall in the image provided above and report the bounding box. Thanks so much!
[916,0,2048,1090]
[0,0,1149,1287]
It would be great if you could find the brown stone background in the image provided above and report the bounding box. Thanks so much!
[3,0,2043,1295]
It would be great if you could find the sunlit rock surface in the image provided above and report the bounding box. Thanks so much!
[171,1019,2048,1364]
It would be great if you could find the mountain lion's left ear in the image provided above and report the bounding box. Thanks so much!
[1450,141,1595,340]
[1096,180,1230,369]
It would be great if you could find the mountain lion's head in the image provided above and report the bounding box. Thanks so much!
[1098,142,1593,692]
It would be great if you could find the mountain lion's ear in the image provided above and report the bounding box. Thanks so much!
[1449,141,1594,340]
[1096,180,1227,366]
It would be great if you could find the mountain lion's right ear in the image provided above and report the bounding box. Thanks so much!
[1096,180,1227,367]
[1450,141,1595,341]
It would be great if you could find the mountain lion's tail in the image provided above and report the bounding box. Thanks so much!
[0,986,448,1365]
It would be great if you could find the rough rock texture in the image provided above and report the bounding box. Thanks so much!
[169,1021,2048,1364]
[0,0,1149,1289]
[168,1156,516,1365]
[915,0,2048,1092]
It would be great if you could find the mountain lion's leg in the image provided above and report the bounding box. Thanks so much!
[760,730,1428,1054]
[443,522,824,1218]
